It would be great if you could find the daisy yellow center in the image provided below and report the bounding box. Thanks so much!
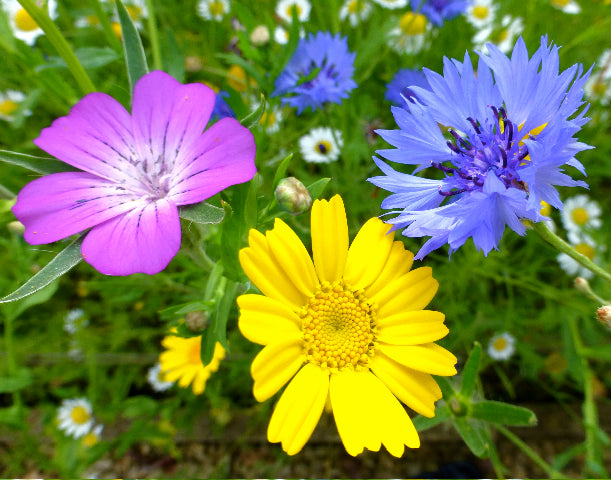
[540,201,551,217]
[209,0,225,16]
[157,370,168,382]
[112,22,122,39]
[0,100,19,116]
[188,342,202,365]
[126,5,142,20]
[571,207,589,225]
[496,28,509,43]
[472,5,489,19]
[399,12,427,36]
[70,406,91,425]
[14,8,39,31]
[551,0,570,6]
[86,15,100,26]
[301,281,376,370]
[286,4,302,17]
[82,431,100,447]
[260,111,276,126]
[575,243,595,260]
[492,337,508,351]
[348,0,361,13]
[316,140,332,154]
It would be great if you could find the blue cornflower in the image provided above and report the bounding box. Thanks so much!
[211,90,235,121]
[369,36,592,259]
[272,31,357,114]
[420,0,470,26]
[385,68,430,107]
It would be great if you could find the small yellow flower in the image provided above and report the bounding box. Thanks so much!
[238,195,456,457]
[159,329,225,395]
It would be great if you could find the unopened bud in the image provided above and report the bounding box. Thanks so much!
[185,310,209,332]
[250,25,270,45]
[184,55,203,72]
[275,177,312,215]
[7,220,25,235]
[574,277,591,293]
[596,305,611,328]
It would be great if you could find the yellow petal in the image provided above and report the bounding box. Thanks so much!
[380,343,457,376]
[343,217,394,291]
[176,366,198,389]
[237,294,302,345]
[251,335,305,402]
[330,370,420,457]
[377,310,449,345]
[239,228,306,309]
[266,218,318,297]
[371,351,442,417]
[372,266,439,319]
[267,363,329,455]
[192,372,208,395]
[366,241,414,298]
[311,195,349,283]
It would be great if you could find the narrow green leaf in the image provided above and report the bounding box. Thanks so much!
[553,443,585,471]
[470,400,537,426]
[0,369,32,393]
[244,176,260,230]
[434,376,456,399]
[453,417,490,458]
[240,93,266,128]
[0,405,26,429]
[412,406,451,432]
[212,279,238,349]
[161,26,185,82]
[0,237,83,304]
[37,47,120,71]
[306,178,331,200]
[116,0,149,93]
[460,342,482,398]
[272,153,293,190]
[11,281,59,320]
[178,202,225,224]
[0,150,76,175]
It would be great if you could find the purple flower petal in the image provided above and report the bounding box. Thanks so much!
[81,198,181,275]
[12,172,139,244]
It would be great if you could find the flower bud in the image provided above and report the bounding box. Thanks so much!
[574,277,591,293]
[275,177,312,215]
[250,25,270,46]
[185,310,209,332]
[6,220,25,235]
[596,305,611,328]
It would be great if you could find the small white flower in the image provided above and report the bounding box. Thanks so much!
[487,332,516,361]
[550,0,581,14]
[273,24,304,44]
[557,232,600,280]
[258,105,283,134]
[389,12,428,55]
[57,398,94,439]
[197,0,230,21]
[64,308,88,334]
[561,195,602,233]
[275,0,311,23]
[250,25,270,45]
[3,0,58,45]
[474,15,523,54]
[371,0,408,9]
[0,90,30,121]
[339,0,372,27]
[299,127,343,163]
[81,424,104,448]
[465,0,496,29]
[584,50,611,105]
[147,363,174,392]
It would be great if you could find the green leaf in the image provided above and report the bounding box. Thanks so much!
[412,406,451,432]
[0,236,83,304]
[161,26,185,82]
[159,301,210,320]
[240,93,266,128]
[10,281,59,320]
[307,178,331,201]
[460,342,481,398]
[453,417,490,458]
[0,369,32,393]
[116,0,149,94]
[37,47,120,71]
[272,153,293,190]
[470,400,537,426]
[0,150,77,175]
[435,376,456,399]
[178,202,225,224]
[0,405,26,429]
[122,396,160,418]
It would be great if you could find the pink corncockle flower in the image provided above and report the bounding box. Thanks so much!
[12,71,256,275]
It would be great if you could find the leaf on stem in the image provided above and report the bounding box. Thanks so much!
[116,0,149,94]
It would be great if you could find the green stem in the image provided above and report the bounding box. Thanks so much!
[18,0,96,96]
[2,309,21,408]
[144,0,162,70]
[532,221,611,282]
[89,0,123,53]
[495,424,563,479]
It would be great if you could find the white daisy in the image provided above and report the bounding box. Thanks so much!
[273,24,304,44]
[147,363,174,392]
[584,50,611,105]
[0,90,31,122]
[561,195,602,233]
[250,25,270,45]
[3,0,58,45]
[258,105,283,134]
[557,232,599,280]
[371,0,408,9]
[275,0,311,23]
[299,127,343,163]
[550,0,581,14]
[389,11,428,55]
[197,0,230,21]
[339,0,372,27]
[81,424,104,448]
[474,15,523,54]
[63,308,89,335]
[487,332,516,361]
[465,0,496,29]
[57,398,94,439]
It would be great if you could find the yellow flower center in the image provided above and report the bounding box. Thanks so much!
[399,12,427,35]
[472,5,489,19]
[301,281,376,370]
[492,337,508,351]
[571,207,589,225]
[86,15,100,26]
[70,406,91,425]
[348,0,361,13]
[316,140,332,155]
[82,431,100,447]
[286,3,302,17]
[539,200,551,217]
[112,22,123,39]
[0,100,19,116]
[209,0,225,16]
[157,370,169,382]
[259,111,276,126]
[551,0,570,6]
[228,64,248,92]
[14,8,39,32]
[188,341,202,365]
[126,5,143,20]
[575,243,595,260]
[495,28,509,43]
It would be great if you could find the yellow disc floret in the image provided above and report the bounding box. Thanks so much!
[492,337,508,351]
[301,280,376,370]
[399,12,427,36]
[14,8,39,32]
[571,207,589,225]
[575,242,595,261]
[472,5,489,19]
[0,100,19,117]
[209,0,225,16]
[70,406,91,425]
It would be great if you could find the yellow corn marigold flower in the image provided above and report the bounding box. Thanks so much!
[237,195,457,457]
[159,328,226,395]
